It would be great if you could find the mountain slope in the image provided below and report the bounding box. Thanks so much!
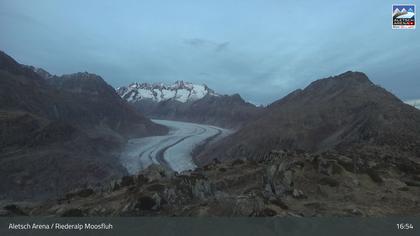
[46,72,167,138]
[20,150,420,217]
[118,81,262,128]
[197,71,420,165]
[0,50,167,200]
[134,93,262,128]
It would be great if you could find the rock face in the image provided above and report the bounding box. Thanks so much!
[117,81,262,128]
[198,71,420,164]
[44,72,167,138]
[0,50,167,200]
[20,150,420,217]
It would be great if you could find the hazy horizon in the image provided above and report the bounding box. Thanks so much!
[0,0,419,105]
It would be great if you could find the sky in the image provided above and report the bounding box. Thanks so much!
[0,0,419,105]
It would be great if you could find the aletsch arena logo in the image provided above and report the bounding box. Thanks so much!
[392,4,416,29]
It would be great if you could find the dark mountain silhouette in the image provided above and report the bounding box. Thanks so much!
[0,51,44,80]
[197,71,420,165]
[133,93,263,128]
[0,51,167,200]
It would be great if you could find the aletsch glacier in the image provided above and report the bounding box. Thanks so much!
[119,119,231,173]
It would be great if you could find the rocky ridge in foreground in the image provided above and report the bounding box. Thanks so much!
[5,149,420,217]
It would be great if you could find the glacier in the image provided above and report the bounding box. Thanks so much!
[119,119,231,173]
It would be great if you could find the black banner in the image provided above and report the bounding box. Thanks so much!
[0,217,418,236]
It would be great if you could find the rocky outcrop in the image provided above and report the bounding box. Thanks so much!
[18,149,420,217]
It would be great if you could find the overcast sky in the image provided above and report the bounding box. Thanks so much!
[0,0,419,105]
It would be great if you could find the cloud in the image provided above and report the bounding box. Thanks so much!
[184,38,207,47]
[184,38,229,52]
[1,0,419,105]
[215,42,229,52]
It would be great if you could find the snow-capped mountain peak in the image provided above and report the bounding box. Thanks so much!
[117,81,218,103]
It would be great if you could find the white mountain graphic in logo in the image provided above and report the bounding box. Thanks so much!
[393,6,415,19]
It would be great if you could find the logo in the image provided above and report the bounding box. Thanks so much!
[392,4,415,29]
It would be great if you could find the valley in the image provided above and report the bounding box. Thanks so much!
[120,119,231,173]
[1,50,420,217]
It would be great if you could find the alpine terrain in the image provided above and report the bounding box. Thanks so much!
[0,51,167,200]
[6,71,420,217]
[117,81,262,128]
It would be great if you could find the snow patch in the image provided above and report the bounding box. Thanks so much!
[116,81,217,103]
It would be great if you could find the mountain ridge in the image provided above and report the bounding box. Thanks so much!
[118,81,263,128]
[197,71,420,165]
[0,51,167,200]
[117,81,217,103]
